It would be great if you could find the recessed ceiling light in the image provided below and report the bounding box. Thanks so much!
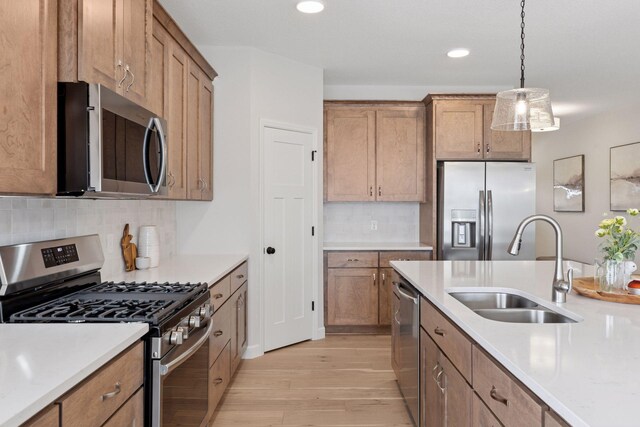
[296,0,325,13]
[447,48,470,58]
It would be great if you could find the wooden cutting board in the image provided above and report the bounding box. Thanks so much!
[573,277,640,305]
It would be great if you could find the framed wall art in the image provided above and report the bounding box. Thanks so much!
[553,155,585,212]
[610,142,640,211]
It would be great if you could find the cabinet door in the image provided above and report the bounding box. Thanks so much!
[78,0,124,92]
[102,387,144,427]
[199,76,214,201]
[440,353,472,426]
[379,268,394,325]
[231,284,248,375]
[472,392,501,427]
[22,405,59,427]
[149,19,167,117]
[121,0,151,107]
[163,29,189,199]
[483,104,531,160]
[327,268,378,325]
[435,102,483,160]
[186,61,203,200]
[375,108,425,202]
[421,329,443,427]
[0,0,57,195]
[325,108,376,201]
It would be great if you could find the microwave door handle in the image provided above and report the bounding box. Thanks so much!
[152,118,167,194]
[143,118,155,192]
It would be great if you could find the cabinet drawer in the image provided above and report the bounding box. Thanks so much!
[230,262,248,293]
[58,342,144,427]
[472,392,501,427]
[103,387,144,427]
[209,341,231,415]
[420,297,472,382]
[22,405,59,427]
[210,275,232,312]
[327,251,378,268]
[209,300,231,367]
[379,250,432,267]
[472,347,543,427]
[544,411,570,427]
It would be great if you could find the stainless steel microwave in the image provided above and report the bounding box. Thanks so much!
[58,82,167,198]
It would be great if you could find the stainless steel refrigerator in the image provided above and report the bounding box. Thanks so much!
[438,162,536,261]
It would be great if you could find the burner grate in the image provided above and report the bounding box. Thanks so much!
[91,281,204,294]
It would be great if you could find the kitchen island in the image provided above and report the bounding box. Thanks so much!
[392,260,639,427]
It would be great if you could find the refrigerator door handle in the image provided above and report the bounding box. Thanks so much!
[479,190,485,261]
[487,190,494,260]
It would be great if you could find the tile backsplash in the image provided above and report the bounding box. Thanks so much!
[324,202,419,242]
[0,198,176,278]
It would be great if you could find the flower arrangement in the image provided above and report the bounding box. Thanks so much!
[595,208,640,262]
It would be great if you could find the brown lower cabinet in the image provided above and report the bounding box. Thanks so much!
[414,296,572,427]
[325,250,432,331]
[22,405,59,427]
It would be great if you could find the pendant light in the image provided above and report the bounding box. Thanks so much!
[491,0,555,131]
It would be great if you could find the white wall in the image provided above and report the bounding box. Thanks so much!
[176,47,324,357]
[324,202,419,242]
[0,198,176,279]
[533,104,640,264]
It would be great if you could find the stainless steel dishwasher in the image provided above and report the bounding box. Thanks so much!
[392,273,420,425]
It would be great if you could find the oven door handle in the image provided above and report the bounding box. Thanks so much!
[159,321,213,376]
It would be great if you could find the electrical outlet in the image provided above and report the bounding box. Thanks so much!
[370,220,378,231]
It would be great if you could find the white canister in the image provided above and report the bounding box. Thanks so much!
[138,225,159,267]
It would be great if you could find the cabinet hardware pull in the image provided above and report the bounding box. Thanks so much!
[378,186,382,196]
[431,363,440,382]
[101,382,121,400]
[436,368,445,394]
[116,60,124,87]
[213,378,223,385]
[381,272,385,282]
[372,273,376,285]
[213,330,223,337]
[347,258,359,262]
[486,143,490,153]
[118,64,129,88]
[213,293,223,299]
[434,327,446,336]
[126,67,135,92]
[369,186,373,196]
[477,142,481,153]
[490,386,509,406]
[236,274,245,279]
[394,309,401,324]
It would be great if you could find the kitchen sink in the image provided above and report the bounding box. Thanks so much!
[448,290,580,324]
[449,292,539,310]
[472,308,577,324]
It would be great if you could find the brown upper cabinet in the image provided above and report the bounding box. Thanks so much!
[324,102,426,202]
[0,0,58,195]
[427,95,531,161]
[152,3,216,201]
[59,0,153,109]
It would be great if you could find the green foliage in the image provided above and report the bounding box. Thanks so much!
[595,209,640,262]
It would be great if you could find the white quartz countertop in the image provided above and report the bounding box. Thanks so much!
[391,260,640,427]
[0,323,148,427]
[323,242,433,251]
[104,254,249,287]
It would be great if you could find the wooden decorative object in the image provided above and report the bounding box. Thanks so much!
[572,277,640,305]
[121,224,137,272]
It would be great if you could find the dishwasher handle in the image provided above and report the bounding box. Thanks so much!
[393,282,419,305]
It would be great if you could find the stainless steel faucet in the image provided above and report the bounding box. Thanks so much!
[507,214,573,303]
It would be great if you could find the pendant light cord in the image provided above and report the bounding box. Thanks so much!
[520,0,526,88]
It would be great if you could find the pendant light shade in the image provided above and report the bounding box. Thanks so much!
[492,88,554,131]
[490,0,554,131]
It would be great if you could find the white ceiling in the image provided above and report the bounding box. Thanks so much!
[159,0,640,121]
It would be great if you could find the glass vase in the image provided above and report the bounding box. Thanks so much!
[595,259,625,293]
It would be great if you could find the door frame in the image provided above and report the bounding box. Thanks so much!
[258,119,322,355]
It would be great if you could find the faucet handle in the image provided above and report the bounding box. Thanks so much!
[567,268,574,293]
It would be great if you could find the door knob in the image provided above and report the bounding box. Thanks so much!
[266,247,276,255]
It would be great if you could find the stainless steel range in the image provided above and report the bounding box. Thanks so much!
[0,235,212,426]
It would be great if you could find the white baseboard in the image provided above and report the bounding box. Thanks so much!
[243,344,263,359]
[313,326,326,340]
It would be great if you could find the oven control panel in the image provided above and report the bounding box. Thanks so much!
[41,244,79,268]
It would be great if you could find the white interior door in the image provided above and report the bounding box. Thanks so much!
[263,126,314,352]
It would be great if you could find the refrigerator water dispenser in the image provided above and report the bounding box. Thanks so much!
[451,209,476,248]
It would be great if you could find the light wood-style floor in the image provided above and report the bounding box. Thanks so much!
[209,334,413,427]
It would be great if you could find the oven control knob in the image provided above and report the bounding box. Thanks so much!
[198,304,211,319]
[169,330,183,345]
[177,326,189,340]
[189,315,201,328]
